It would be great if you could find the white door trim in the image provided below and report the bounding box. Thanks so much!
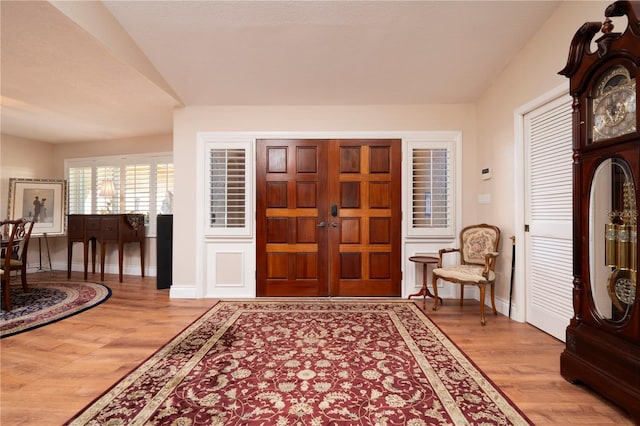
[186,130,462,300]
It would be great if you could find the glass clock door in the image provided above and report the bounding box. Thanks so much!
[589,157,637,322]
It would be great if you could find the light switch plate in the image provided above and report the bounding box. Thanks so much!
[478,194,491,204]
[481,168,491,180]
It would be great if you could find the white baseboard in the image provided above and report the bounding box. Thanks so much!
[49,260,157,278]
[33,261,527,315]
[170,286,198,298]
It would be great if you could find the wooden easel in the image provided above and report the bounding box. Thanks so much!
[38,233,52,272]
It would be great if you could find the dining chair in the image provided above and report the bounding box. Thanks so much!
[1,219,35,311]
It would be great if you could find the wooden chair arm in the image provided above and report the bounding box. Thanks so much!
[438,248,460,267]
[483,251,499,276]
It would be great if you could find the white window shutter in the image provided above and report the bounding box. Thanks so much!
[202,137,252,237]
[406,138,457,238]
[124,164,151,217]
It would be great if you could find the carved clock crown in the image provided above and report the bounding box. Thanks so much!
[559,1,640,90]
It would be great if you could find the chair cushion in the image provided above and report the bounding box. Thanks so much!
[462,227,498,265]
[9,259,23,267]
[433,265,495,283]
[0,259,22,271]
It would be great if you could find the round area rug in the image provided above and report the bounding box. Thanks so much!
[0,281,111,338]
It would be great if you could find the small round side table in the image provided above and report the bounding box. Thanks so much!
[408,256,443,309]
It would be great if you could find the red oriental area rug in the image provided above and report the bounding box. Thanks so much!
[66,300,532,425]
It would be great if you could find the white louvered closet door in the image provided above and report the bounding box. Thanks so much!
[524,94,574,341]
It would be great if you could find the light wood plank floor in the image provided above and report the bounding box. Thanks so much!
[0,272,634,425]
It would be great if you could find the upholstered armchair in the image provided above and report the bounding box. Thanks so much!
[431,224,501,325]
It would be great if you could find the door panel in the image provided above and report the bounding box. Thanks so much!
[256,139,401,297]
[524,95,574,341]
[257,139,329,296]
[329,140,401,296]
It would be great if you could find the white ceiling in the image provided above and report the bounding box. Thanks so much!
[1,1,561,144]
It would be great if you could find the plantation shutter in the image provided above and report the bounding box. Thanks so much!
[124,164,150,218]
[96,166,120,214]
[524,94,574,341]
[412,148,450,228]
[66,153,172,236]
[209,148,246,228]
[156,162,174,214]
[68,167,92,214]
[407,140,455,238]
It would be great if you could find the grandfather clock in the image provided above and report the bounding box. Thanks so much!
[559,1,639,421]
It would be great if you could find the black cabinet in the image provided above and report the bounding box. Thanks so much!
[156,215,173,289]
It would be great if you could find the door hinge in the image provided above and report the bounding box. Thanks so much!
[524,224,530,232]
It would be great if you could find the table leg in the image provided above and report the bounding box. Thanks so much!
[83,240,89,280]
[407,263,443,307]
[100,242,107,281]
[67,242,72,279]
[91,238,97,275]
[139,239,145,278]
[118,241,124,283]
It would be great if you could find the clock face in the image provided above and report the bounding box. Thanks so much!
[592,66,637,142]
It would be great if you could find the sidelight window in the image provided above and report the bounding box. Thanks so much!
[204,139,252,237]
[406,137,458,238]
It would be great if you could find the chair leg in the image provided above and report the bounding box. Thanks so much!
[431,273,441,311]
[478,284,486,326]
[460,284,464,306]
[490,282,497,316]
[21,265,29,293]
[2,278,11,311]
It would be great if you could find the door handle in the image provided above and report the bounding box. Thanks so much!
[317,221,326,228]
[331,222,339,228]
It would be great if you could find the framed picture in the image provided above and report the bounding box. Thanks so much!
[7,178,67,237]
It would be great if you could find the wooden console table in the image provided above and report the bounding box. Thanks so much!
[67,214,145,282]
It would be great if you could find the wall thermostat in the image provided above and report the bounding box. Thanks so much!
[481,167,492,180]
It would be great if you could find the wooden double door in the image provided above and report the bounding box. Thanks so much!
[256,139,401,297]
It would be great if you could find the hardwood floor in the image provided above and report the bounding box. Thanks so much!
[0,272,634,425]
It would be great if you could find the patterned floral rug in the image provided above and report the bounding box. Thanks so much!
[66,300,531,425]
[0,281,111,338]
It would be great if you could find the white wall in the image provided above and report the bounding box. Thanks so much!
[173,105,477,297]
[173,1,614,315]
[1,134,57,218]
[474,1,610,312]
[51,133,172,176]
[1,134,57,272]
